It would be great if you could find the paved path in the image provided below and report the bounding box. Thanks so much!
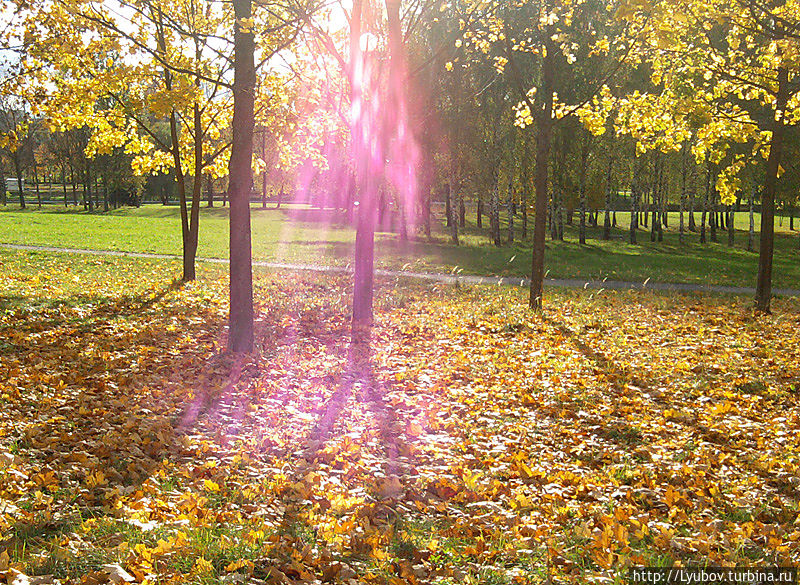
[3,242,799,297]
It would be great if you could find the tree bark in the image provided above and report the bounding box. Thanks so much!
[491,180,501,246]
[748,187,755,252]
[727,205,734,247]
[755,66,788,313]
[448,181,459,245]
[603,149,613,241]
[529,38,554,310]
[578,135,589,245]
[227,0,256,351]
[507,179,514,244]
[700,164,709,244]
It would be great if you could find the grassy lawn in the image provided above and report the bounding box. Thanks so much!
[0,203,798,288]
[1,249,799,584]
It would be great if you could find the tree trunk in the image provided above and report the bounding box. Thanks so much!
[261,131,268,209]
[491,180,501,246]
[86,164,94,211]
[529,38,554,310]
[477,198,483,228]
[351,0,377,330]
[507,180,514,244]
[445,187,451,227]
[424,188,432,238]
[0,163,6,206]
[630,155,639,244]
[603,150,613,241]
[700,165,709,244]
[14,155,25,209]
[657,155,664,242]
[727,205,734,247]
[748,188,755,252]
[522,199,528,239]
[756,66,788,313]
[227,0,256,351]
[448,181,459,245]
[578,136,589,245]
[679,144,687,243]
[102,173,109,212]
[70,165,77,206]
[710,186,718,243]
[207,176,214,207]
[34,163,41,208]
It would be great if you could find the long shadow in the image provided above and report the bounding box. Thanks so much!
[544,314,800,503]
[0,275,243,557]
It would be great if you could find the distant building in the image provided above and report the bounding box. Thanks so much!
[5,178,24,192]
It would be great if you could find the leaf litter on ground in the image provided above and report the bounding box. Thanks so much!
[0,250,799,585]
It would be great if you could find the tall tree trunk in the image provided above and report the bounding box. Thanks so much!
[477,198,483,228]
[603,149,613,241]
[727,205,734,247]
[261,131,268,209]
[448,181,459,245]
[679,144,687,243]
[185,98,204,282]
[491,179,501,246]
[0,163,6,206]
[70,165,77,206]
[630,155,639,245]
[351,0,376,329]
[102,173,109,212]
[650,153,658,242]
[529,38,554,310]
[227,0,256,351]
[34,163,41,208]
[507,179,514,244]
[14,155,25,209]
[748,187,755,252]
[657,155,664,242]
[86,164,94,211]
[710,185,718,243]
[700,164,709,244]
[522,151,530,240]
[423,188,432,238]
[578,136,589,245]
[521,198,528,239]
[445,187,451,227]
[756,66,788,313]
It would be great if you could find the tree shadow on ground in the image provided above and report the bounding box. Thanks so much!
[543,313,800,504]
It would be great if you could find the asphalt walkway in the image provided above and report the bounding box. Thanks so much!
[3,242,798,297]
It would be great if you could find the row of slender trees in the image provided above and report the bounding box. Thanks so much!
[3,0,800,350]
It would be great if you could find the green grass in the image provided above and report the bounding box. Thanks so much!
[0,202,798,289]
